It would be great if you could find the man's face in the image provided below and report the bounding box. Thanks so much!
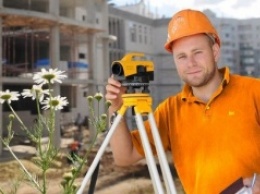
[172,34,220,87]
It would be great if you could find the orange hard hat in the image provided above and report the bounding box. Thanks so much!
[164,9,221,53]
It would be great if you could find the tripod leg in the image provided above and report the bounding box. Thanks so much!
[135,113,165,194]
[148,113,177,194]
[76,113,124,194]
[88,162,100,194]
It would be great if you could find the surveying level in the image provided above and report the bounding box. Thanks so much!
[77,53,177,194]
[111,52,154,93]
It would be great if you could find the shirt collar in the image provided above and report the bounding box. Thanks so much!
[180,67,230,101]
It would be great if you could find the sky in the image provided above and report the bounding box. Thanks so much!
[110,0,260,19]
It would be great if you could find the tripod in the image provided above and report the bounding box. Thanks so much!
[77,93,178,194]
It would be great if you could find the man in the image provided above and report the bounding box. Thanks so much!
[105,9,260,193]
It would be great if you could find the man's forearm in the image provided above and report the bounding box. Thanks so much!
[109,116,135,165]
[109,108,143,166]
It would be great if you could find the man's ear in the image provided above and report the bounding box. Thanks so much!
[212,43,220,63]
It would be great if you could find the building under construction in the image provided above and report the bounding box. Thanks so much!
[0,0,112,154]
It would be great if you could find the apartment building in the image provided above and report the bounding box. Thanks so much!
[0,0,110,154]
[202,10,260,76]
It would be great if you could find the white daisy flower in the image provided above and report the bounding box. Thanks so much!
[0,89,20,104]
[33,68,67,85]
[41,95,69,111]
[21,84,49,102]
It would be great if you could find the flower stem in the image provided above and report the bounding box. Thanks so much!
[8,104,27,130]
[1,140,42,193]
[68,130,100,191]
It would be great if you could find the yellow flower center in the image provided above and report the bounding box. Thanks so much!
[1,94,11,100]
[51,99,59,107]
[43,74,55,82]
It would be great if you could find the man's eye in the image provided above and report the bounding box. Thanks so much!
[178,55,186,59]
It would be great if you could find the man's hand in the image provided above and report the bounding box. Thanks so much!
[105,75,126,113]
[244,174,260,193]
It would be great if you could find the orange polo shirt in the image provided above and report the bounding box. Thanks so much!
[131,67,260,194]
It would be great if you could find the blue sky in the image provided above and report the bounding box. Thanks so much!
[110,0,260,19]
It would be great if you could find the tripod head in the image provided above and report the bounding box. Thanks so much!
[111,52,154,93]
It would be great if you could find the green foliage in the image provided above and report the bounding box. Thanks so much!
[61,92,110,194]
[0,69,110,194]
